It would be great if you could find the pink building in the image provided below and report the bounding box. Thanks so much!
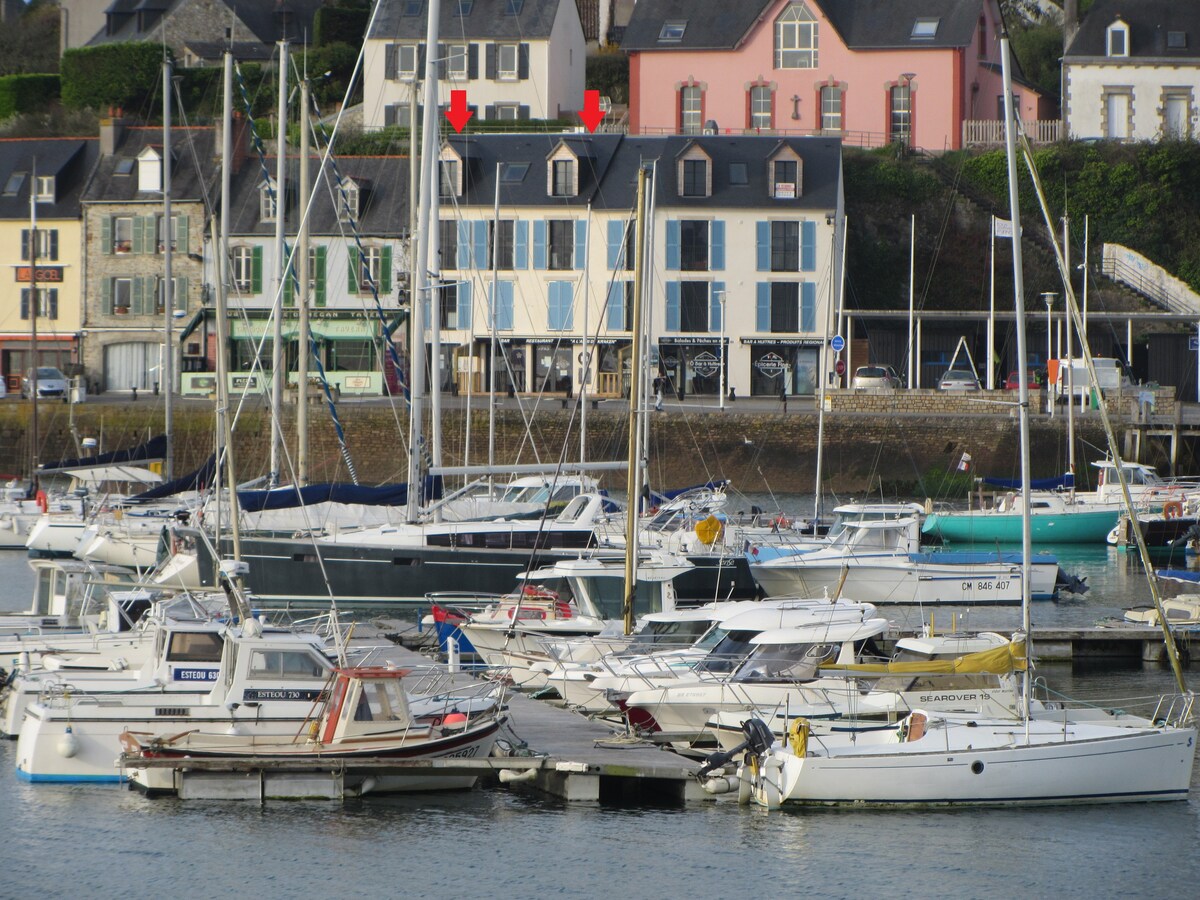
[622,0,1051,151]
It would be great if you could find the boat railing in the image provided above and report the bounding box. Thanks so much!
[1152,692,1195,728]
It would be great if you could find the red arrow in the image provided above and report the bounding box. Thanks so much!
[445,90,473,133]
[577,90,606,133]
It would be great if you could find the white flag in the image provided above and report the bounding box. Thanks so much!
[957,452,972,472]
[993,217,1013,239]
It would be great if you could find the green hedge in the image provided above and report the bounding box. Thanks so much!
[0,74,60,119]
[586,53,628,105]
[60,42,163,112]
[314,4,369,47]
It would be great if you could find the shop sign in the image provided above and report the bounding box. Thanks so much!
[692,351,720,377]
[754,352,787,377]
[16,266,64,283]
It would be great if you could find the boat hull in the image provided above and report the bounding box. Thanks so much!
[923,508,1119,544]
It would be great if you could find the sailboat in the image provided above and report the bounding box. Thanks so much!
[732,34,1196,809]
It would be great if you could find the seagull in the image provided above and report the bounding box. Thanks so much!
[742,436,753,445]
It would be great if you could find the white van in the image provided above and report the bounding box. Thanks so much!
[1051,357,1124,401]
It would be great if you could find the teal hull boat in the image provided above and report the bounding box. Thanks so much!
[923,506,1120,544]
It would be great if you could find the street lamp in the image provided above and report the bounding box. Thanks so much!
[1042,291,1057,413]
[716,290,727,410]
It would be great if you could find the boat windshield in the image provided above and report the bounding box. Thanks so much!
[586,578,663,620]
[731,641,838,683]
[694,629,759,675]
[625,618,714,650]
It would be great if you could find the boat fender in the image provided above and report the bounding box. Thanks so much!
[1164,500,1184,520]
[498,768,538,784]
[702,775,737,795]
[442,712,469,731]
[35,489,48,513]
[57,727,80,759]
[771,516,791,532]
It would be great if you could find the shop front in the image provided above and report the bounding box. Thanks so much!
[0,336,76,393]
[742,338,821,396]
[658,337,727,399]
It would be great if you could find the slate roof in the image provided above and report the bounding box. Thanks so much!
[369,0,563,41]
[225,155,412,237]
[622,0,985,52]
[1065,0,1200,59]
[81,126,217,205]
[440,133,841,213]
[92,0,324,46]
[0,138,99,221]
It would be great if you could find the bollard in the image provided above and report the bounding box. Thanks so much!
[131,386,138,401]
[447,635,460,673]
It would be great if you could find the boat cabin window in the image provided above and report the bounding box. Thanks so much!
[628,618,714,648]
[33,567,55,615]
[696,629,758,674]
[249,648,331,680]
[166,631,224,663]
[352,679,410,723]
[587,578,663,620]
[732,642,837,682]
[556,494,590,523]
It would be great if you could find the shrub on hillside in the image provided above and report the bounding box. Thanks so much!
[61,43,162,112]
[0,74,60,119]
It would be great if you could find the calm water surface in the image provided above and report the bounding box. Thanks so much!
[2,543,1200,898]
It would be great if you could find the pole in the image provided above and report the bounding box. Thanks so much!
[297,75,311,484]
[988,216,996,390]
[718,290,726,410]
[836,214,848,387]
[29,158,39,493]
[219,51,243,569]
[270,40,288,488]
[907,214,915,389]
[1082,215,1090,339]
[488,163,500,488]
[162,56,174,480]
[622,166,650,636]
[580,203,591,459]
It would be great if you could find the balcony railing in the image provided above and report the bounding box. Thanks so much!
[963,119,1063,146]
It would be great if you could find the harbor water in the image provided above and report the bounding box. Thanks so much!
[2,541,1200,897]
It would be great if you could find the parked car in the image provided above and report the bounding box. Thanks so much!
[21,367,70,401]
[852,365,902,390]
[1004,368,1041,390]
[938,369,981,391]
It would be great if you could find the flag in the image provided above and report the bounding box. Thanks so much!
[957,452,972,473]
[993,217,1013,239]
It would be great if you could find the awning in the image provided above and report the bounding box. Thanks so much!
[230,317,378,341]
[178,308,206,343]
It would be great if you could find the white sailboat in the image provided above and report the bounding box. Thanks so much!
[733,34,1196,809]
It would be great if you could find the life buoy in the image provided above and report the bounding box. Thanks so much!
[1164,500,1184,520]
[554,600,573,620]
[35,490,47,513]
[772,515,791,531]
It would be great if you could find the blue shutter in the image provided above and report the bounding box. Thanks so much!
[801,220,817,272]
[573,219,587,269]
[665,220,680,270]
[533,220,547,269]
[549,281,573,330]
[473,221,487,269]
[497,281,514,330]
[801,282,816,332]
[606,282,625,330]
[711,220,725,270]
[606,219,624,269]
[756,283,770,331]
[457,220,472,269]
[514,220,528,269]
[458,281,472,331]
[665,282,680,332]
[710,281,725,333]
[20,288,29,319]
[756,221,770,271]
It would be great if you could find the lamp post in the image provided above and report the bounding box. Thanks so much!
[716,290,727,410]
[1042,291,1057,414]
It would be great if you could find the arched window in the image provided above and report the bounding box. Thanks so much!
[775,4,818,69]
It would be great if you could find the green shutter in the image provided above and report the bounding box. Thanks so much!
[251,246,263,294]
[132,216,145,254]
[101,278,113,314]
[132,276,146,314]
[100,217,112,255]
[381,245,393,294]
[283,257,295,306]
[315,246,327,307]
[348,246,360,292]
[176,215,189,253]
[175,276,187,311]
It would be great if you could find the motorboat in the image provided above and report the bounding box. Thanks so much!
[121,664,507,796]
[924,490,1123,545]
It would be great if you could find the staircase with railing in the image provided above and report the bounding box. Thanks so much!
[1101,245,1200,316]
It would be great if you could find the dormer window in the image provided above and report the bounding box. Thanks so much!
[912,18,939,40]
[676,144,712,198]
[260,177,277,221]
[659,21,686,42]
[1168,31,1187,50]
[339,180,360,221]
[1107,19,1129,57]
[455,0,473,15]
[552,159,575,197]
[35,175,54,202]
[137,146,162,193]
[439,159,460,198]
[3,172,25,196]
[769,151,802,200]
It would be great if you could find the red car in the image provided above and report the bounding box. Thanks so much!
[1004,369,1041,390]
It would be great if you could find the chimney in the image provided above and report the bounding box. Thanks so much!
[216,112,251,175]
[1063,0,1080,51]
[99,112,124,156]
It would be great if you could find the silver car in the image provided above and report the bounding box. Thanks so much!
[21,367,70,401]
[852,365,901,390]
[938,368,981,391]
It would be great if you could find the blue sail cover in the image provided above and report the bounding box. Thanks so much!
[126,455,217,503]
[649,480,731,505]
[981,473,1075,491]
[234,477,443,513]
[39,434,167,473]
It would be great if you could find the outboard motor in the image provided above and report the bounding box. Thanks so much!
[697,717,776,779]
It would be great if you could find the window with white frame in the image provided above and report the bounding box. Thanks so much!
[359,246,383,291]
[552,159,574,197]
[439,219,458,269]
[447,43,468,79]
[770,282,799,332]
[772,160,798,199]
[21,287,57,320]
[771,221,800,271]
[494,103,520,120]
[681,158,707,197]
[113,216,133,253]
[439,281,459,329]
[679,220,709,271]
[231,246,255,292]
[488,220,515,270]
[775,3,818,69]
[820,85,842,131]
[440,159,460,197]
[22,228,57,260]
[890,83,912,144]
[497,43,518,79]
[113,277,132,312]
[679,85,702,134]
[260,178,277,221]
[680,281,709,332]
[339,182,359,221]
[749,85,773,130]
[1107,19,1128,57]
[548,219,574,270]
[398,44,417,79]
[35,175,54,202]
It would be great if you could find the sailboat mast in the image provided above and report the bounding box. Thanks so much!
[488,163,500,487]
[219,50,243,568]
[297,75,311,485]
[162,55,174,481]
[1000,35,1033,715]
[622,165,651,635]
[407,0,442,523]
[580,203,591,466]
[28,157,39,494]
[270,40,289,488]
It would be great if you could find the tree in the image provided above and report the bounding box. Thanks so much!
[0,0,61,76]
